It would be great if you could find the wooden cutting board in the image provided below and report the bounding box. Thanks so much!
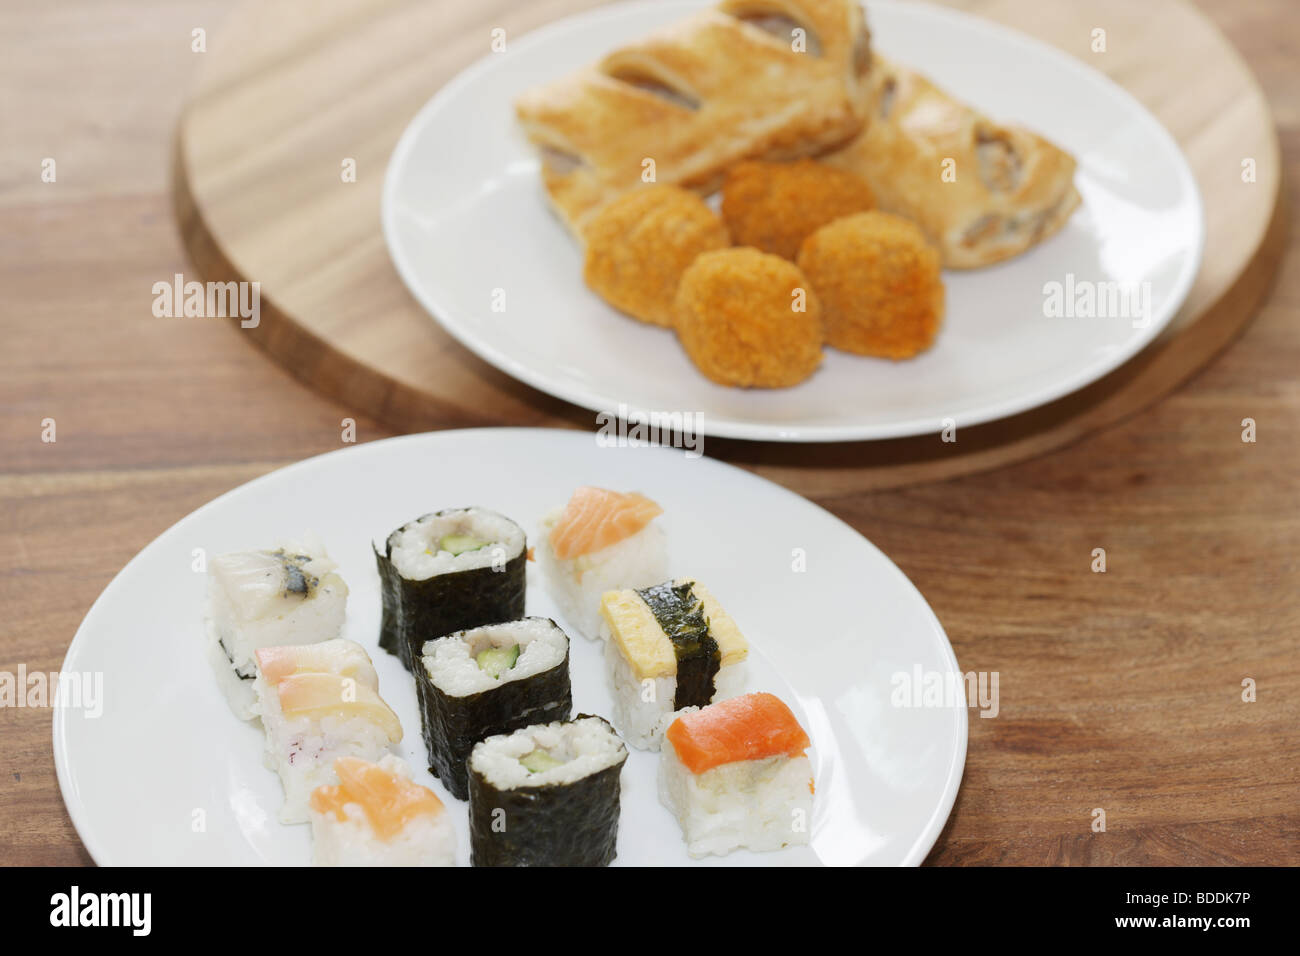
[174,0,1285,494]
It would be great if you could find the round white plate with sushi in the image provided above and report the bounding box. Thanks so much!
[381,0,1203,442]
[54,428,966,866]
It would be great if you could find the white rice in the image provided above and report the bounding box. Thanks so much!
[658,736,813,858]
[204,538,347,720]
[602,624,746,751]
[470,716,626,791]
[309,756,456,867]
[536,508,668,640]
[420,618,567,697]
[388,508,524,580]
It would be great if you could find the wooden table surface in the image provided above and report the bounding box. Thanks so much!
[2,0,1296,866]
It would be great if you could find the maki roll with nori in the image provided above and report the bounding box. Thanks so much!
[600,578,748,750]
[416,617,572,800]
[468,716,627,866]
[205,538,348,720]
[374,508,526,670]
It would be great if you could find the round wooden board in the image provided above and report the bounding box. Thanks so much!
[175,0,1285,495]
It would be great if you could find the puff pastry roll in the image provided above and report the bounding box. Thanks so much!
[824,55,1080,268]
[516,0,872,234]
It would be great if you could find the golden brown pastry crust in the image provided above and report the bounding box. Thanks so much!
[516,0,872,234]
[823,55,1080,269]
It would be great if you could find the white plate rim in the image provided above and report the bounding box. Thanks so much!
[381,0,1205,443]
[53,428,967,866]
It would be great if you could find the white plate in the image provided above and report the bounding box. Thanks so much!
[54,429,965,866]
[382,0,1203,442]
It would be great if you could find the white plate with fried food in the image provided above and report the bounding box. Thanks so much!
[382,0,1203,442]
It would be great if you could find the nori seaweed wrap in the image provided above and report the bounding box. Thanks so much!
[636,580,721,709]
[374,507,527,671]
[468,715,627,866]
[417,617,572,800]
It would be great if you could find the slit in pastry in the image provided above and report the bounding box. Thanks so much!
[539,146,585,176]
[731,10,822,56]
[603,66,701,111]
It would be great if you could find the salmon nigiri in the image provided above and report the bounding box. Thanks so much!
[665,692,810,774]
[538,486,669,641]
[309,755,456,866]
[659,692,814,858]
[312,756,445,840]
[548,487,663,559]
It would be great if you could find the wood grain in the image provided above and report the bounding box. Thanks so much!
[1,0,1297,866]
[173,0,1285,490]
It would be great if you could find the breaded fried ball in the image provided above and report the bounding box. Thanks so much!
[673,248,823,388]
[582,184,730,327]
[797,211,944,359]
[721,159,875,261]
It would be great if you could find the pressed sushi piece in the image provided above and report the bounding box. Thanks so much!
[253,639,403,824]
[659,692,813,858]
[416,617,572,800]
[537,487,668,640]
[309,755,455,866]
[204,539,348,720]
[468,715,627,867]
[374,508,527,670]
[600,578,748,750]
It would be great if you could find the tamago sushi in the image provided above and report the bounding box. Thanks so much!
[600,577,748,749]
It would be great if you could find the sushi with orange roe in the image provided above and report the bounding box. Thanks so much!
[309,755,456,866]
[659,692,814,857]
[537,487,668,640]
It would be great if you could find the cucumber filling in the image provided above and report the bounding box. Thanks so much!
[437,533,489,556]
[519,749,564,774]
[475,644,519,679]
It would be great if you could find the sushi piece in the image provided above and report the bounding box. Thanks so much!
[309,755,456,866]
[374,508,527,671]
[468,715,627,867]
[537,487,668,640]
[252,638,403,824]
[204,540,347,720]
[599,578,748,749]
[416,617,572,800]
[659,692,813,857]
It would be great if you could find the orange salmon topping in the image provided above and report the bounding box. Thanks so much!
[666,692,811,774]
[549,487,662,560]
[310,757,443,841]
